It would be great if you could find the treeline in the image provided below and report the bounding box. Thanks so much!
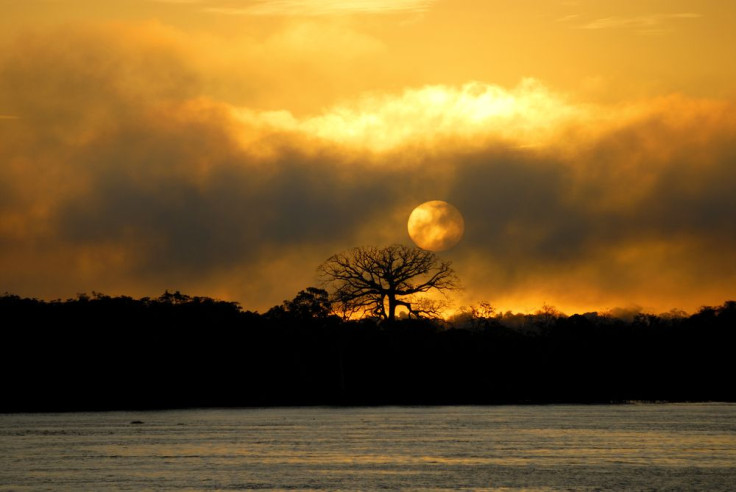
[1,291,734,411]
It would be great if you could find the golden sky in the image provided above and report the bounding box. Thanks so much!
[2,0,735,315]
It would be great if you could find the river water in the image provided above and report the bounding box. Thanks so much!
[2,404,735,490]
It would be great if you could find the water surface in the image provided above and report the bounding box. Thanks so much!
[2,404,735,490]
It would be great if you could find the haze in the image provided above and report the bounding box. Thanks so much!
[1,0,735,314]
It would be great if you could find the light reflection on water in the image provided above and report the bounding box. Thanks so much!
[1,404,735,490]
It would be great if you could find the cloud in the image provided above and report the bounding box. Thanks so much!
[578,13,702,34]
[1,23,735,314]
[233,79,590,152]
[555,14,580,23]
[153,0,438,16]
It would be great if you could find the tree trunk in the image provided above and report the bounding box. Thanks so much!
[387,292,397,321]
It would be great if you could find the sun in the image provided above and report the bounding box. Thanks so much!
[407,200,465,251]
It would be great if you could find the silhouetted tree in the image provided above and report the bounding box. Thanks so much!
[534,303,564,329]
[158,290,191,304]
[319,244,458,321]
[266,287,333,320]
[2,292,736,410]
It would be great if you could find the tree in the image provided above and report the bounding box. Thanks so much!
[466,301,497,331]
[319,244,458,321]
[534,303,563,329]
[266,287,332,320]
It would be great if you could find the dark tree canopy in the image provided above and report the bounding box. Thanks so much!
[1,292,735,410]
[266,287,332,320]
[319,244,458,321]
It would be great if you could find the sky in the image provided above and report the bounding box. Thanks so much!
[1,0,735,315]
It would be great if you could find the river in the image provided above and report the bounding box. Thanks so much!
[2,404,735,490]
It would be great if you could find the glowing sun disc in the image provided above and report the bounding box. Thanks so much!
[407,200,465,251]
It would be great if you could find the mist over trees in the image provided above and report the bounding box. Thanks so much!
[2,285,734,411]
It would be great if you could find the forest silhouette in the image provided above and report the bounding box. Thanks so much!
[2,285,735,411]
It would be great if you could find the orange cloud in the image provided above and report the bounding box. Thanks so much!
[200,0,438,16]
[578,13,702,33]
[1,22,735,316]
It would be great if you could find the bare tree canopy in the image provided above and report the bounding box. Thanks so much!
[319,244,459,321]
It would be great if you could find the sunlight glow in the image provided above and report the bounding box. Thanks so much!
[408,201,464,252]
[233,79,589,152]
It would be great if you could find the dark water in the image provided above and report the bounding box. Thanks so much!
[2,404,735,490]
